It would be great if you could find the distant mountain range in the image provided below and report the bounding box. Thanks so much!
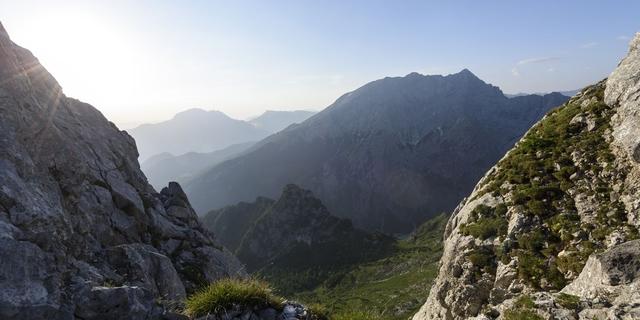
[249,110,316,132]
[141,142,255,189]
[184,69,569,233]
[505,89,580,98]
[129,109,315,161]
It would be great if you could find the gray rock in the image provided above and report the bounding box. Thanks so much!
[413,32,640,320]
[0,21,245,319]
[74,286,163,320]
[606,33,640,163]
[563,240,640,300]
[258,308,278,320]
[106,244,187,300]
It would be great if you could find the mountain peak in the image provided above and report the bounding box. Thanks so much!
[451,68,480,80]
[405,71,425,78]
[458,68,474,75]
[281,183,313,199]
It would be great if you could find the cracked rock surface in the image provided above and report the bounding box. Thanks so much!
[0,22,245,320]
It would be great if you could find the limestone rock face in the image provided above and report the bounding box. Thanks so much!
[563,240,640,302]
[606,33,640,164]
[413,33,640,320]
[0,22,244,319]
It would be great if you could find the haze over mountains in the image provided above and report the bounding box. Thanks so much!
[1,8,639,320]
[129,108,314,161]
[185,69,569,233]
[142,142,254,189]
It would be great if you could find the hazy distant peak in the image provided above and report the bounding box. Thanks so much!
[249,109,315,132]
[404,71,425,78]
[173,108,229,120]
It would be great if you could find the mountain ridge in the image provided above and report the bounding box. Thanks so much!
[203,184,395,294]
[186,69,569,233]
[129,108,314,162]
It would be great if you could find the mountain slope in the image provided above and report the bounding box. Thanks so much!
[141,141,254,189]
[249,110,316,133]
[203,185,395,294]
[129,108,268,161]
[187,70,568,233]
[413,33,640,320]
[0,22,244,320]
[295,213,448,320]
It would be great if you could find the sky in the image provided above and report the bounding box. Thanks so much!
[0,1,638,128]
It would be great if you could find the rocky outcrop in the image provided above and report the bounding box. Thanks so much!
[194,302,321,320]
[563,240,640,311]
[0,22,244,319]
[203,184,394,293]
[413,33,640,320]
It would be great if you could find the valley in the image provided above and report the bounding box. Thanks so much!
[0,3,639,320]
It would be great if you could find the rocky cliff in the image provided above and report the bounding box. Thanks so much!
[413,33,640,320]
[204,184,394,294]
[0,22,244,320]
[187,70,569,233]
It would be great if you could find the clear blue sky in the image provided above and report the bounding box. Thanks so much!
[1,0,638,128]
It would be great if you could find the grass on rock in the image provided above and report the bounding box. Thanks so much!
[184,278,283,318]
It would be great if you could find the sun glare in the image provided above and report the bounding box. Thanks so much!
[13,10,141,119]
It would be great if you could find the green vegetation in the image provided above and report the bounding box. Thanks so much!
[555,293,580,310]
[469,82,639,289]
[255,229,396,295]
[184,278,283,318]
[332,310,383,320]
[514,295,536,309]
[186,214,446,320]
[291,213,448,320]
[503,295,543,320]
[503,308,544,320]
[460,204,508,240]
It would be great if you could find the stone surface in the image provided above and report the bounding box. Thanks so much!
[413,33,640,320]
[563,240,640,301]
[193,302,315,320]
[0,22,245,319]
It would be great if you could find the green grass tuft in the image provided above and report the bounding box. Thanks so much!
[503,295,543,320]
[292,213,449,320]
[332,310,383,320]
[555,293,580,310]
[503,309,544,320]
[184,278,283,318]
